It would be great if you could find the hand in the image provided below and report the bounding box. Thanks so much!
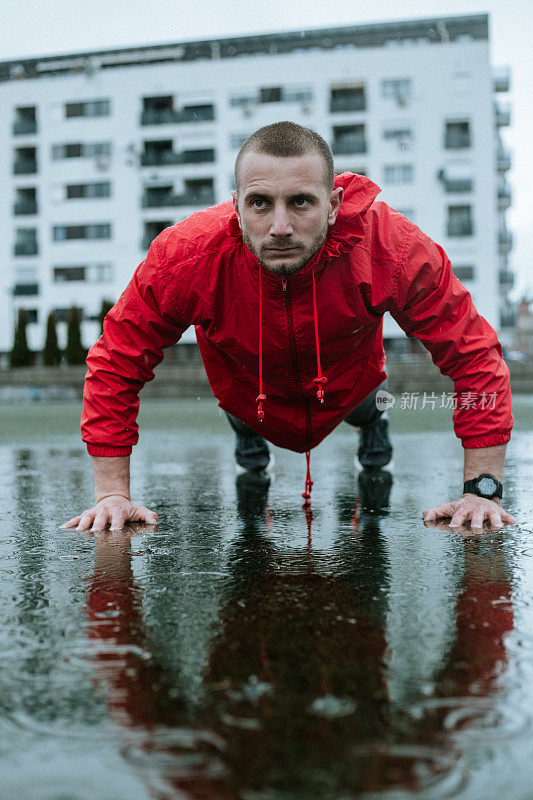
[61,494,158,532]
[423,493,517,530]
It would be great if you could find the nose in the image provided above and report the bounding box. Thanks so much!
[269,203,293,237]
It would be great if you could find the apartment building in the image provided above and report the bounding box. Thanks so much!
[0,13,513,357]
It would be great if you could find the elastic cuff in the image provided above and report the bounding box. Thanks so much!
[461,431,512,449]
[86,444,133,457]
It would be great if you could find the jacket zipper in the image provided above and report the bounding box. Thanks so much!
[282,278,312,449]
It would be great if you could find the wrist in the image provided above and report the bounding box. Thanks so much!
[95,492,131,504]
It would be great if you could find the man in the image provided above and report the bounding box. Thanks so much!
[62,122,516,533]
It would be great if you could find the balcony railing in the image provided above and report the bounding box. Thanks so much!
[499,270,515,287]
[14,159,38,175]
[438,172,473,193]
[494,68,511,93]
[141,106,215,125]
[142,190,215,208]
[330,97,366,113]
[447,223,473,237]
[332,138,367,155]
[13,119,37,135]
[498,186,512,209]
[498,230,513,251]
[14,241,38,256]
[500,312,516,328]
[497,149,511,171]
[141,149,215,167]
[14,200,38,215]
[444,133,471,149]
[495,104,511,127]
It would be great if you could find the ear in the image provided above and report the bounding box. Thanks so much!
[231,190,242,229]
[327,186,344,227]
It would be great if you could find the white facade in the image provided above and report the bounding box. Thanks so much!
[0,14,512,356]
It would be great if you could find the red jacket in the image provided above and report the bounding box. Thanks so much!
[82,173,512,456]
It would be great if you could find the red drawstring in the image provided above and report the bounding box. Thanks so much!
[256,266,266,421]
[311,268,327,403]
[302,449,313,507]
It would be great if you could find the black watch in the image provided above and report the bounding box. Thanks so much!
[463,473,503,500]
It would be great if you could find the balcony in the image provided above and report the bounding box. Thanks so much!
[141,106,215,126]
[330,95,366,113]
[499,270,515,288]
[498,230,513,252]
[494,67,511,93]
[142,190,215,208]
[141,148,215,167]
[497,148,511,172]
[14,200,38,215]
[498,186,512,209]
[495,103,511,127]
[500,312,516,328]
[437,171,473,193]
[14,241,38,256]
[13,119,37,135]
[13,283,39,296]
[332,138,367,155]
[14,159,38,175]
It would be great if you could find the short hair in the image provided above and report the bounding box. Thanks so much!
[235,121,335,192]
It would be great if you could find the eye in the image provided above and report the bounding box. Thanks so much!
[251,198,268,209]
[293,197,310,208]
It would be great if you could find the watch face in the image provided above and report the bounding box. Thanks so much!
[478,476,498,496]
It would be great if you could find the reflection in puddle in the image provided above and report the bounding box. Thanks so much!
[1,422,531,799]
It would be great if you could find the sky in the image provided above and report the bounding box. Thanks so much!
[2,0,531,298]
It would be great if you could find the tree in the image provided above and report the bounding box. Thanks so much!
[65,306,87,365]
[98,298,114,335]
[10,308,32,368]
[43,311,61,366]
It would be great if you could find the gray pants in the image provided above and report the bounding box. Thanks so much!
[226,380,388,440]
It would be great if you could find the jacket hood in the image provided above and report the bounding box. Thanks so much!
[227,172,381,258]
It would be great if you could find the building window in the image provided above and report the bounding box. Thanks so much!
[445,120,471,149]
[13,283,39,296]
[14,187,38,215]
[447,205,473,237]
[52,142,112,160]
[454,265,475,281]
[142,221,172,250]
[332,125,366,155]
[13,106,37,135]
[230,133,250,149]
[14,147,38,175]
[259,87,283,103]
[383,126,413,150]
[330,86,366,113]
[16,308,38,323]
[66,182,111,199]
[381,79,412,104]
[53,264,113,282]
[65,99,110,118]
[53,223,111,241]
[14,228,38,256]
[384,164,414,184]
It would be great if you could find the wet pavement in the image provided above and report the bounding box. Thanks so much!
[0,398,532,799]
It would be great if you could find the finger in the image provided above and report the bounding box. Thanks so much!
[423,503,456,521]
[76,511,96,531]
[109,511,129,531]
[134,506,159,524]
[500,510,517,524]
[488,509,503,528]
[60,515,82,529]
[469,509,486,529]
[90,512,112,532]
[449,508,469,527]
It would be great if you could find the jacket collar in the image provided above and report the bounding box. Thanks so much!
[227,172,381,270]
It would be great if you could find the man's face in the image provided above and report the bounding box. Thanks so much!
[232,151,343,276]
